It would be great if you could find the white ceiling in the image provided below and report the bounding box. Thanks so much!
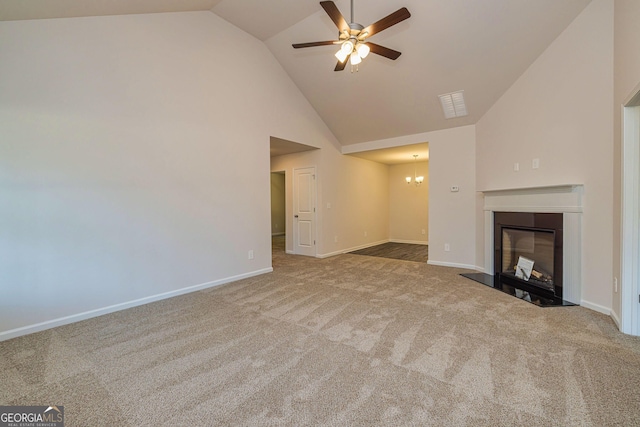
[270,137,319,157]
[0,0,221,21]
[346,143,428,165]
[0,0,593,163]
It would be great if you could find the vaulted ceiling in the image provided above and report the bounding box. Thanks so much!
[1,0,593,150]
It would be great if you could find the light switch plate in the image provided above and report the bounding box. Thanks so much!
[532,158,540,169]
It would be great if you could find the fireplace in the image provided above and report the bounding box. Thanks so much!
[460,184,583,307]
[494,212,563,299]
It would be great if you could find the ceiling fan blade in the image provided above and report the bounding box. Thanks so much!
[367,43,402,60]
[362,7,411,37]
[292,40,340,49]
[334,57,349,71]
[320,1,349,31]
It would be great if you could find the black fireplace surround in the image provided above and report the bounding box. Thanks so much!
[461,211,575,307]
[494,211,563,299]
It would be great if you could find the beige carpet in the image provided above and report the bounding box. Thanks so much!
[2,247,640,426]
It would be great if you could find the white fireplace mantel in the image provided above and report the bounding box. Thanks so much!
[480,184,583,213]
[480,184,584,304]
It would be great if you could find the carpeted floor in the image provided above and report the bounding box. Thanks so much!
[2,242,640,426]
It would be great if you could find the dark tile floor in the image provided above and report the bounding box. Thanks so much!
[349,242,428,263]
[271,236,428,263]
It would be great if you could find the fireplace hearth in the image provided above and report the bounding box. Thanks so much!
[460,272,575,307]
[462,210,576,307]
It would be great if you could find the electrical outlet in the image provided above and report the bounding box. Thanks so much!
[421,229,426,235]
[514,162,520,172]
[614,277,618,293]
[248,250,254,260]
[444,243,450,252]
[364,231,368,237]
[334,236,338,243]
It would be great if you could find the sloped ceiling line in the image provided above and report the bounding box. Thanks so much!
[0,0,594,152]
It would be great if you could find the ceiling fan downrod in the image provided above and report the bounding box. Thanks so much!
[350,0,354,24]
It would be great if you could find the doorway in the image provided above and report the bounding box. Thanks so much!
[270,171,286,256]
[621,94,640,336]
[269,136,320,259]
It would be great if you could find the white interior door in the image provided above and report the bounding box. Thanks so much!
[293,167,316,257]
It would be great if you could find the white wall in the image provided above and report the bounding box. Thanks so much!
[476,0,614,312]
[0,12,340,339]
[389,161,429,244]
[427,126,477,269]
[612,0,640,321]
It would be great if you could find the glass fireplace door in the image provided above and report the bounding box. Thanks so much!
[501,227,555,291]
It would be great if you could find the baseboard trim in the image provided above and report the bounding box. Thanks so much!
[317,239,390,259]
[316,250,344,259]
[610,309,622,329]
[389,239,428,245]
[427,260,477,270]
[580,300,611,316]
[0,267,273,342]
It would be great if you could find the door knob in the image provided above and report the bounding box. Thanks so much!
[294,215,299,218]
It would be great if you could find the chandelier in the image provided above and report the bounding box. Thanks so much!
[406,155,424,186]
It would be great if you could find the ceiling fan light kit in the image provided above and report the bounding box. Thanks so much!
[292,1,411,72]
[356,43,370,58]
[335,48,349,63]
[350,51,362,65]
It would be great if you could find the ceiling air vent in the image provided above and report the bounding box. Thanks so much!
[439,91,468,119]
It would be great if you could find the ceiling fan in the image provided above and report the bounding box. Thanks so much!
[292,1,411,71]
